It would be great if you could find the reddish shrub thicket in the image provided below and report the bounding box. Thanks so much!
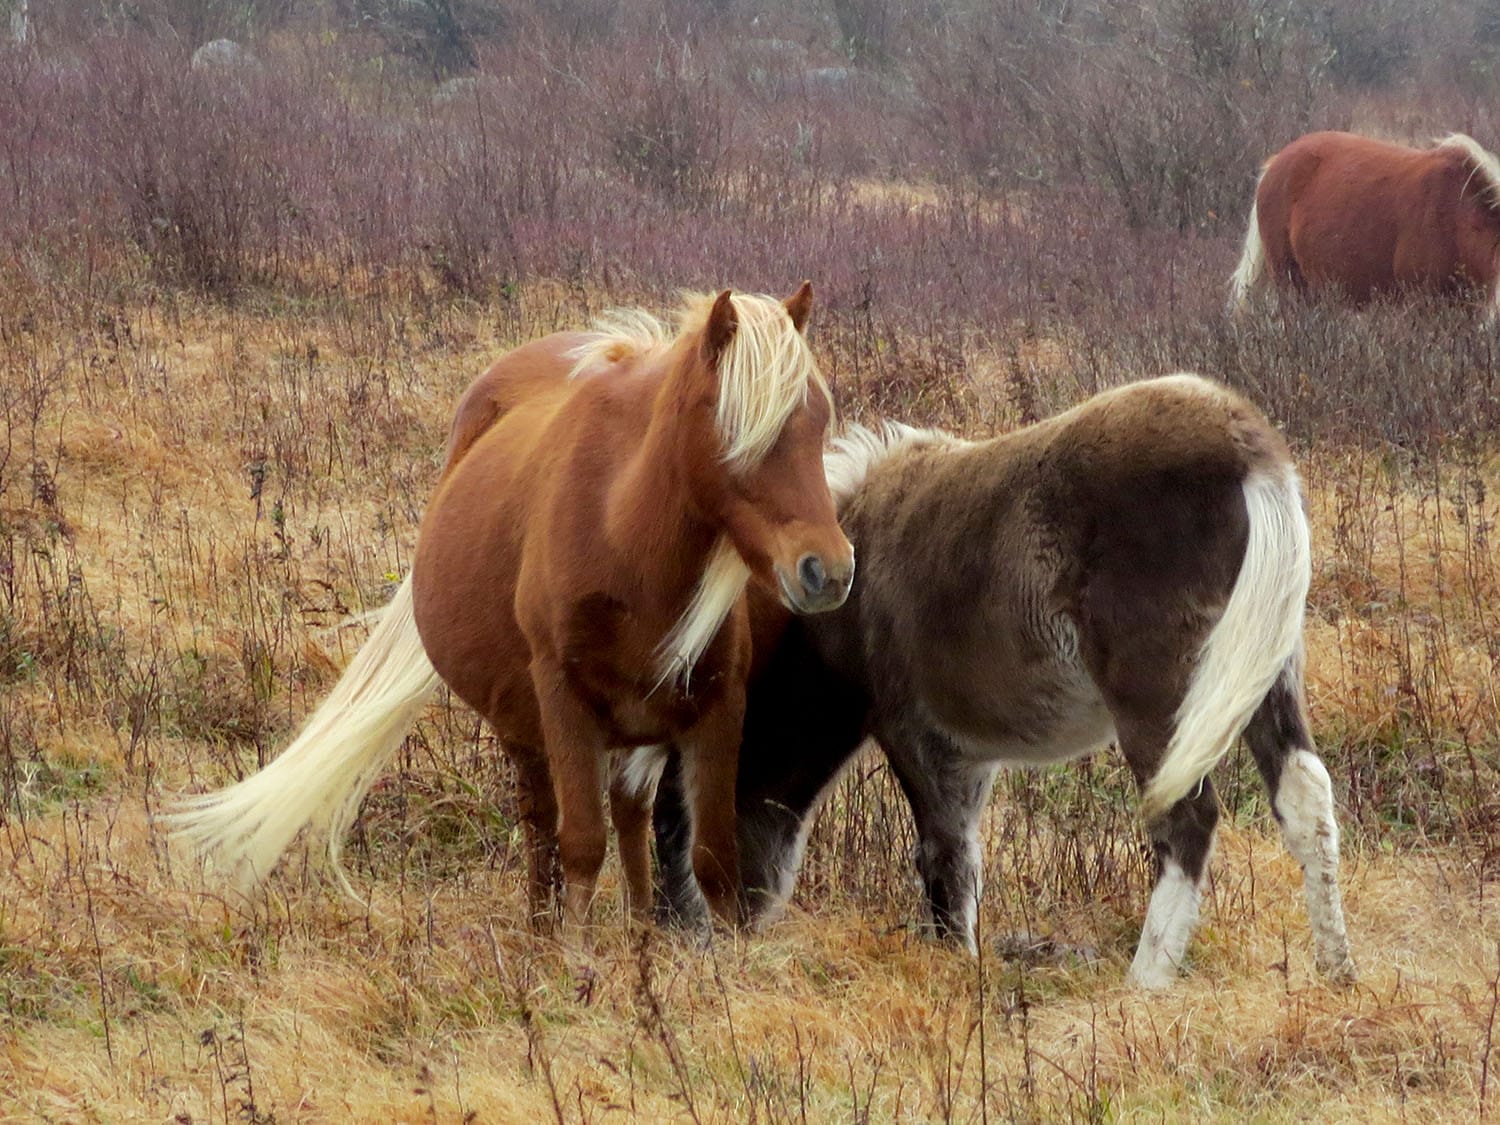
[1,6,1499,446]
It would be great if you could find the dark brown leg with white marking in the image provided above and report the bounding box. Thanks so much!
[652,617,871,929]
[1244,656,1356,983]
[881,721,997,953]
[1116,714,1221,988]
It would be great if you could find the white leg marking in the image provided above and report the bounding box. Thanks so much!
[742,748,872,931]
[618,744,669,801]
[1128,858,1202,989]
[745,812,811,932]
[1275,749,1356,982]
[955,818,983,954]
[915,812,985,954]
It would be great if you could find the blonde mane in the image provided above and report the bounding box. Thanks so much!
[824,421,959,506]
[567,294,830,474]
[652,535,752,691]
[680,290,832,473]
[567,306,672,377]
[1437,133,1500,211]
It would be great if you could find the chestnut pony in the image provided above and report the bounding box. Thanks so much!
[170,286,854,929]
[1229,131,1500,315]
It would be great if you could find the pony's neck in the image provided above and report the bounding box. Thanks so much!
[609,349,766,689]
[606,364,724,614]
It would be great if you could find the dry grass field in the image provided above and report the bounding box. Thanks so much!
[5,3,1500,1120]
[2,288,1497,1122]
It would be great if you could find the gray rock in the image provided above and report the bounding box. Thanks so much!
[191,39,259,74]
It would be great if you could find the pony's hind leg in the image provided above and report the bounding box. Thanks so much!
[1244,659,1356,984]
[1111,706,1222,988]
[1129,765,1220,989]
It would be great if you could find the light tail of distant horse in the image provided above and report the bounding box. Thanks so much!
[166,575,439,897]
[1227,194,1267,315]
[1139,465,1310,821]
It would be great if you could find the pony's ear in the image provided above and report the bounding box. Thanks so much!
[702,289,738,365]
[784,281,814,333]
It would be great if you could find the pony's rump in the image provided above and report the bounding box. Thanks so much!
[1140,461,1311,818]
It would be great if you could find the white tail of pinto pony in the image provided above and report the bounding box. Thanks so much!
[1139,465,1311,821]
[166,575,439,898]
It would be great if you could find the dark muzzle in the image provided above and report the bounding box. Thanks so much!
[785,551,854,613]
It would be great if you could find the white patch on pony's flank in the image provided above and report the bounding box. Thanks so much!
[1227,195,1267,315]
[164,575,441,900]
[1275,747,1357,982]
[1127,858,1204,989]
[566,307,671,378]
[653,535,751,691]
[1141,462,1311,821]
[1436,132,1500,211]
[823,421,959,506]
[618,744,669,801]
[703,291,833,473]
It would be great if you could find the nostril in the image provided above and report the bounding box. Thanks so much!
[797,554,827,596]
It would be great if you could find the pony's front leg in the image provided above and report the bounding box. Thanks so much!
[508,743,561,932]
[679,687,749,928]
[609,757,660,924]
[531,659,609,935]
[883,723,999,953]
[649,750,711,929]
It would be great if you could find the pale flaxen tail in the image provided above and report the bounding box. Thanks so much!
[1139,465,1311,821]
[1226,196,1266,315]
[166,574,440,897]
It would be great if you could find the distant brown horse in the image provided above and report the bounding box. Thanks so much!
[169,286,854,930]
[1229,131,1500,315]
[651,374,1356,989]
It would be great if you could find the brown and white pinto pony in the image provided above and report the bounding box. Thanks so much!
[1229,130,1500,316]
[169,286,854,931]
[651,374,1357,989]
